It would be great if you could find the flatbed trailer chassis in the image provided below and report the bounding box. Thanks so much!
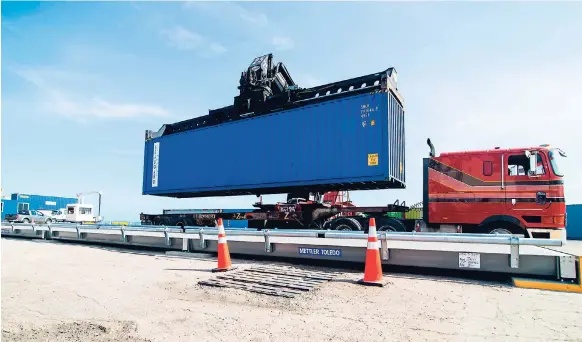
[140,201,414,231]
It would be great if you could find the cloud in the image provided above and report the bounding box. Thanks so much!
[14,66,169,121]
[272,36,294,51]
[160,26,204,51]
[209,42,228,54]
[159,26,227,56]
[184,2,269,27]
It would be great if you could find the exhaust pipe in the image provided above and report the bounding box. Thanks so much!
[427,138,436,157]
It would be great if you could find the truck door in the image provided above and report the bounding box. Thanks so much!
[504,152,550,212]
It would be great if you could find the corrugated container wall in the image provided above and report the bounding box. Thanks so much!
[10,193,78,213]
[1,199,18,221]
[142,90,405,198]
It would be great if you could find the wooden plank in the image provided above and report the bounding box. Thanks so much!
[217,273,314,291]
[199,279,297,298]
[245,269,326,282]
[201,276,304,297]
[199,265,340,298]
[247,267,337,281]
[201,281,286,297]
[240,271,325,286]
[248,266,339,279]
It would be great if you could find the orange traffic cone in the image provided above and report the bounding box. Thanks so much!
[212,218,234,272]
[357,218,388,287]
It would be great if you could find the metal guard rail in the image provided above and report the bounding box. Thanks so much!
[1,222,563,247]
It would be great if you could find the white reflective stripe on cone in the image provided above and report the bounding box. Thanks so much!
[367,240,380,249]
[218,237,227,244]
[368,225,377,237]
[218,226,225,234]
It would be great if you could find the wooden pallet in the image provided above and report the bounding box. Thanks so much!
[198,266,340,298]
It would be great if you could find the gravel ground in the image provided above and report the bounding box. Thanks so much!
[2,238,582,342]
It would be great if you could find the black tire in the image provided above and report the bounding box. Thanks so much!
[483,222,525,236]
[46,219,53,224]
[22,218,30,223]
[377,218,407,232]
[331,217,362,231]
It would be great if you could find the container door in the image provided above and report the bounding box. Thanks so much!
[504,152,550,212]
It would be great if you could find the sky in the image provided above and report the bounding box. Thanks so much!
[1,1,581,221]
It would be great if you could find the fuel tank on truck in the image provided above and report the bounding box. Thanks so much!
[142,68,405,198]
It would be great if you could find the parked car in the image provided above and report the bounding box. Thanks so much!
[4,210,55,224]
[50,208,67,222]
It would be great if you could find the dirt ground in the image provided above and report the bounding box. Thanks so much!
[2,238,582,342]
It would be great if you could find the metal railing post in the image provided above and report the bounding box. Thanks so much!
[163,226,170,246]
[510,235,520,269]
[264,229,272,253]
[381,231,389,260]
[199,228,206,249]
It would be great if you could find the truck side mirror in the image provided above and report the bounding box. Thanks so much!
[528,152,538,177]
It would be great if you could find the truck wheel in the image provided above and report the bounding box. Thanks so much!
[484,223,524,236]
[377,218,406,232]
[332,218,362,231]
[488,227,512,235]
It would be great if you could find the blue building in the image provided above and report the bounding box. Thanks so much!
[1,193,78,221]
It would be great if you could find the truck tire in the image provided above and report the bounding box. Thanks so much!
[484,222,526,236]
[331,217,362,231]
[377,218,406,232]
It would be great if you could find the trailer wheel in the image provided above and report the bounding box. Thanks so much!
[377,218,406,232]
[331,218,362,231]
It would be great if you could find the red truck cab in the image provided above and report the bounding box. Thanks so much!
[423,140,567,240]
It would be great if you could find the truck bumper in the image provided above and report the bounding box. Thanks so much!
[527,228,567,243]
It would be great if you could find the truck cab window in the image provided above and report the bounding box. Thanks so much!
[508,154,545,176]
[508,155,529,176]
[483,161,493,176]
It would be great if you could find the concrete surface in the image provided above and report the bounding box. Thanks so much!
[2,238,582,342]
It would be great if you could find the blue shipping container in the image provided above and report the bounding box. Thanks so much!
[566,204,582,240]
[1,199,18,221]
[8,193,78,214]
[142,90,405,198]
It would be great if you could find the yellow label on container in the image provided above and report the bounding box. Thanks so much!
[368,153,378,166]
[371,120,375,126]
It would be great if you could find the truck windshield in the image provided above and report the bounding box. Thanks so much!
[549,149,564,177]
